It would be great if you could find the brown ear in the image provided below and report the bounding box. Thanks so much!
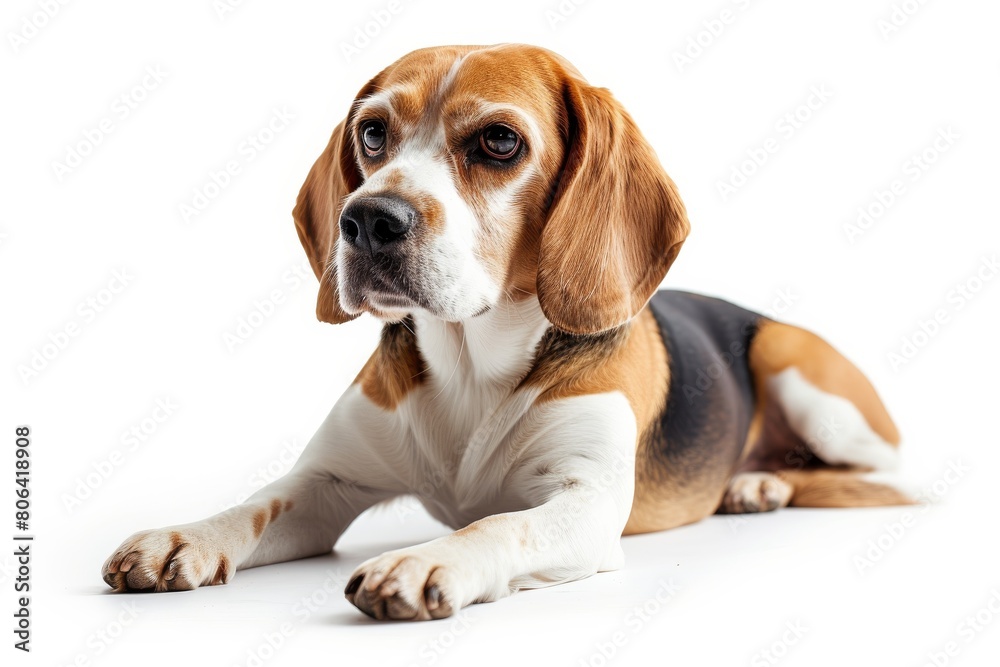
[536,77,690,335]
[293,119,364,324]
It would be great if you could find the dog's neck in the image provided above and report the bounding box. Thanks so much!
[411,296,550,392]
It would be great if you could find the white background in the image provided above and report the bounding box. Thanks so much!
[3,0,999,665]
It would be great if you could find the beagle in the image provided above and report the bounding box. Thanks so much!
[102,44,909,620]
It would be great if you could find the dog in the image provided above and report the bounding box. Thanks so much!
[102,44,909,620]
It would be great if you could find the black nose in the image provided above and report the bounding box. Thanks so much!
[339,196,416,254]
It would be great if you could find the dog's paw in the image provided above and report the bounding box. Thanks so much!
[719,472,794,514]
[102,527,231,593]
[345,550,464,621]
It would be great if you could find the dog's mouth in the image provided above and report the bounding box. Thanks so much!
[364,291,420,317]
[337,238,499,322]
[340,256,428,318]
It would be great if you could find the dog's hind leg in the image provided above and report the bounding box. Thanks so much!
[735,320,912,509]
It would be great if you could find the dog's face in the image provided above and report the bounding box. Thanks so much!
[295,44,690,334]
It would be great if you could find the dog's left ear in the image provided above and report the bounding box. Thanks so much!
[537,76,691,335]
[293,119,364,325]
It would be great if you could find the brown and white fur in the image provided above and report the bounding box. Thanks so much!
[101,44,909,620]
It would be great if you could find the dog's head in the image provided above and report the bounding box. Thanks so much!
[294,44,689,334]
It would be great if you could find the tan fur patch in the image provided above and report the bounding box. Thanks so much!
[749,321,901,445]
[251,509,267,538]
[777,469,913,507]
[527,309,667,428]
[356,319,426,410]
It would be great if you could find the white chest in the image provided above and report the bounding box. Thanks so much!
[394,299,550,526]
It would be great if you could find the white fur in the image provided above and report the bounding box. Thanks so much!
[347,390,636,609]
[767,367,900,471]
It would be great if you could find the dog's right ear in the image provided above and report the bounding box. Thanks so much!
[293,118,365,325]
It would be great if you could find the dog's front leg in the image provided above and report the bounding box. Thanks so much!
[346,393,637,620]
[102,386,404,592]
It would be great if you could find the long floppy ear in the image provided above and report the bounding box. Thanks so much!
[536,77,691,335]
[293,119,364,324]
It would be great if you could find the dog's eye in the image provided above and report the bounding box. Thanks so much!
[479,125,521,160]
[360,120,386,156]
